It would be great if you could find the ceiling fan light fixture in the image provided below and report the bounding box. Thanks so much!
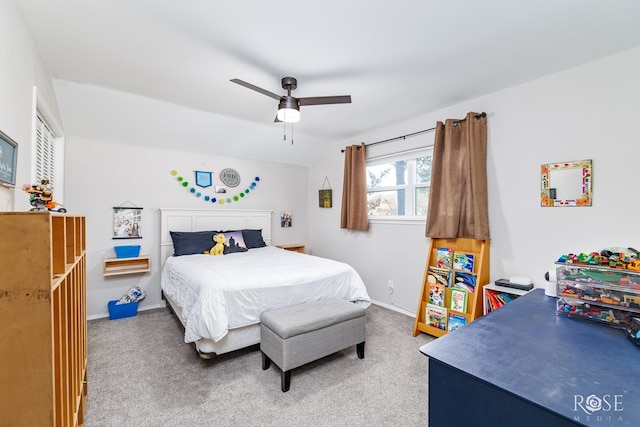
[277,96,300,123]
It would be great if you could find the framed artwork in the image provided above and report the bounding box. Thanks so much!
[280,211,293,228]
[0,128,18,186]
[319,176,332,208]
[113,207,143,239]
[319,189,332,208]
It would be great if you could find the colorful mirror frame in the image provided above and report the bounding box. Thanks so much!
[541,159,592,207]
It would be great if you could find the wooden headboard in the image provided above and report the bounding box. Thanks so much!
[159,208,273,265]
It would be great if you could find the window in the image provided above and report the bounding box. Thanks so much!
[35,115,56,184]
[366,147,433,219]
[31,94,65,204]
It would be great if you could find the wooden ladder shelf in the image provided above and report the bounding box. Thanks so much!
[413,237,490,338]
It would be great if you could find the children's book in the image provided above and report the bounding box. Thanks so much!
[426,304,448,331]
[428,280,446,307]
[436,247,453,269]
[450,288,468,312]
[428,266,452,288]
[453,271,477,294]
[447,312,467,332]
[453,252,475,272]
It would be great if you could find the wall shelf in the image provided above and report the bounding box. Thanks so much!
[103,256,151,276]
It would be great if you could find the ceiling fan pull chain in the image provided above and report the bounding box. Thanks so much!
[291,123,294,145]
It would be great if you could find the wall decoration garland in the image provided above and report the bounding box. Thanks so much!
[170,170,260,205]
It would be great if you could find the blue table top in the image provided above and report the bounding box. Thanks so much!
[420,289,639,426]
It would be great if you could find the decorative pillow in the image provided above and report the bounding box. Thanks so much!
[221,230,248,254]
[170,230,216,256]
[242,229,267,249]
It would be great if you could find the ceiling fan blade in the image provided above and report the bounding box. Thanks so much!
[298,95,351,106]
[230,79,282,101]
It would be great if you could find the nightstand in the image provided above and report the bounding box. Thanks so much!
[276,244,305,254]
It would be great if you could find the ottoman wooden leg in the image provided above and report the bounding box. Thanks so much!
[261,351,271,370]
[357,341,365,359]
[281,370,291,392]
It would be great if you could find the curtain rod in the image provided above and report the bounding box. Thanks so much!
[341,112,486,153]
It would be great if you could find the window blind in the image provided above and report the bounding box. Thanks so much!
[35,115,55,184]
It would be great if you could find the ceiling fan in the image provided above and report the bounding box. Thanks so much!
[230,76,351,123]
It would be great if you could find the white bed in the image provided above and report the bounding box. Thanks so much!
[159,208,371,358]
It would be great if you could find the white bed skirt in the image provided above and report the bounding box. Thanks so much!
[164,292,260,358]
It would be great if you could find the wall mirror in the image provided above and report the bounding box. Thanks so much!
[541,159,592,207]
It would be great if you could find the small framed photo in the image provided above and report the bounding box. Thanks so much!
[280,211,293,228]
[113,207,143,239]
[319,189,332,208]
[0,129,18,187]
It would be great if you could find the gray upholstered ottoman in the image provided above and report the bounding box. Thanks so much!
[260,298,366,392]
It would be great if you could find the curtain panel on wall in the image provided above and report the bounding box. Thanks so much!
[425,112,490,240]
[340,142,369,231]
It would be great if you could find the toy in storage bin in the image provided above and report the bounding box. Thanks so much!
[108,300,139,320]
[114,245,141,258]
[107,286,145,320]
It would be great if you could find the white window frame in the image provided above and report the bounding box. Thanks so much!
[32,88,65,204]
[366,147,432,224]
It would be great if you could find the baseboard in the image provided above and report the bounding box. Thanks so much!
[370,299,415,318]
[87,302,167,321]
[88,300,412,321]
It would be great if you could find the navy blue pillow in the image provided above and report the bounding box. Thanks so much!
[242,229,267,249]
[170,230,216,256]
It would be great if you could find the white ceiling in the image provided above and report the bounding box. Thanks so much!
[15,0,640,164]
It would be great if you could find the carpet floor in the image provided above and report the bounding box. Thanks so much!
[85,303,432,426]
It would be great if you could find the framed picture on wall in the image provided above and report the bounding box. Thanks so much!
[113,207,143,239]
[280,211,293,227]
[0,129,18,187]
[319,189,332,208]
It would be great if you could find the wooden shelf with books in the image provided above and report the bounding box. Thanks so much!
[483,283,530,315]
[413,238,490,338]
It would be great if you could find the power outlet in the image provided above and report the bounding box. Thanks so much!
[388,280,395,294]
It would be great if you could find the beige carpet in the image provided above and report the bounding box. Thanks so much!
[85,303,433,426]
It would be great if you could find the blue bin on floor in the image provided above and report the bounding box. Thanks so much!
[108,300,139,320]
[114,245,141,258]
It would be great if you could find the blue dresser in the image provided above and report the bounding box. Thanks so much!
[420,289,639,426]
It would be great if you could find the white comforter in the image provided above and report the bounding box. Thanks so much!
[161,246,371,343]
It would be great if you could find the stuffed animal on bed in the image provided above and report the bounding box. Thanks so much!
[205,233,226,256]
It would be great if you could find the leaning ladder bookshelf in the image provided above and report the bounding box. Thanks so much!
[413,237,490,338]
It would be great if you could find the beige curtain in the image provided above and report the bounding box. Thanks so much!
[340,142,369,231]
[425,112,489,240]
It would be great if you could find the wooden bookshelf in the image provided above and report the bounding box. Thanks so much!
[413,237,490,338]
[483,283,530,315]
[0,212,87,426]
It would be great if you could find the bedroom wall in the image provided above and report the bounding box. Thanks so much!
[65,137,309,318]
[308,47,640,316]
[0,0,63,210]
